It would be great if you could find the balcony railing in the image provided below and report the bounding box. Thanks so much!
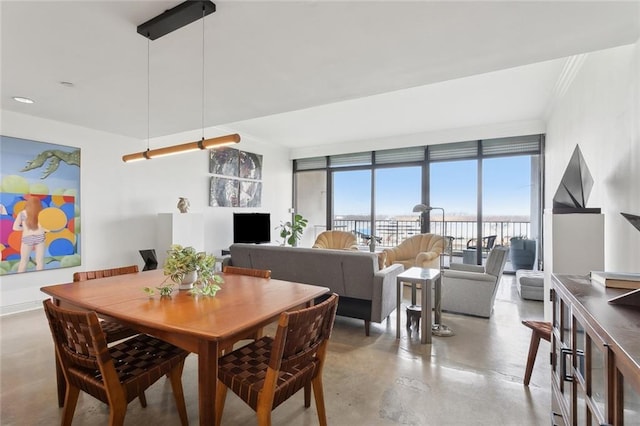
[332,219,531,252]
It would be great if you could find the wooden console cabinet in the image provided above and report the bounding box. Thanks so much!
[551,274,640,425]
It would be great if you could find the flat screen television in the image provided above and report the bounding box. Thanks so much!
[233,213,271,244]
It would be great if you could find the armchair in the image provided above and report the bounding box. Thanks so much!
[383,233,447,269]
[441,246,509,318]
[313,230,359,250]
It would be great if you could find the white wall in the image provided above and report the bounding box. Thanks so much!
[0,111,291,314]
[545,40,640,275]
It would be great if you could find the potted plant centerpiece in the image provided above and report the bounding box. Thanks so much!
[163,244,222,294]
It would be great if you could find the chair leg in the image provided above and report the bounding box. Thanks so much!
[312,375,328,426]
[215,381,228,426]
[256,404,272,426]
[524,330,542,386]
[56,357,66,407]
[108,400,127,426]
[168,361,189,426]
[364,320,370,336]
[61,385,80,426]
[304,382,311,408]
[138,390,147,407]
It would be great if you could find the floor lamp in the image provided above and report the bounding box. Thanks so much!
[412,204,455,337]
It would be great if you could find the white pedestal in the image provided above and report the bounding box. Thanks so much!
[156,213,204,267]
[543,212,604,319]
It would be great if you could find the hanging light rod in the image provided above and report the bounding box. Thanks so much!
[125,0,232,163]
[122,134,240,163]
[137,0,216,41]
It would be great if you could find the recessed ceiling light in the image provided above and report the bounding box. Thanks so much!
[60,81,74,87]
[12,96,34,104]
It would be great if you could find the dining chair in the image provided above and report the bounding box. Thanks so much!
[222,265,272,278]
[215,293,339,426]
[73,265,140,341]
[54,265,142,408]
[43,299,189,426]
[221,265,272,350]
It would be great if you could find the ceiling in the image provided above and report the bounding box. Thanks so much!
[2,1,639,152]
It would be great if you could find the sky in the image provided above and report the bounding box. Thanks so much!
[333,155,533,218]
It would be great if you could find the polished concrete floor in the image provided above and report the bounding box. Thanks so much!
[1,275,550,425]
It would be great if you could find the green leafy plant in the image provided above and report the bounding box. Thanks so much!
[277,213,308,247]
[188,277,223,297]
[144,282,175,297]
[160,244,224,296]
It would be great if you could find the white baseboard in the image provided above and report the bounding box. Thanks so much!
[0,300,42,316]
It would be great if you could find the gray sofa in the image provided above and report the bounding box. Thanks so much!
[225,243,404,335]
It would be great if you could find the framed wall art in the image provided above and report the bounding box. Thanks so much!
[0,136,81,275]
[209,147,263,207]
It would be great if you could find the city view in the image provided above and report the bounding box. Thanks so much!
[331,155,534,252]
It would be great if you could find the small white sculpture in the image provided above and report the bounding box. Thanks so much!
[177,197,190,213]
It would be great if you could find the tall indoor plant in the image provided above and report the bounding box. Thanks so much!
[278,213,308,247]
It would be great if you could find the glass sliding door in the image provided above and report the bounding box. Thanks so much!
[374,166,422,248]
[483,154,540,272]
[430,160,478,263]
[332,169,371,249]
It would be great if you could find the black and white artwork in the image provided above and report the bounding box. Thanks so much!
[239,181,262,208]
[209,148,239,176]
[239,151,263,180]
[209,177,239,207]
[209,147,262,207]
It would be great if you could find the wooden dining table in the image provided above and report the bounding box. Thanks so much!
[41,269,329,426]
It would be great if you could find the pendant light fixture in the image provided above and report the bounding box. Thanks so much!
[123,0,240,163]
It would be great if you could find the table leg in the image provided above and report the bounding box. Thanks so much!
[198,340,219,426]
[421,278,432,344]
[396,278,401,339]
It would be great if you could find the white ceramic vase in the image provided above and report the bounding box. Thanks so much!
[179,270,197,290]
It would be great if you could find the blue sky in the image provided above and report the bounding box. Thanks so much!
[333,156,532,217]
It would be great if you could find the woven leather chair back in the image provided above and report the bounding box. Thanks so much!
[274,293,338,373]
[216,293,338,425]
[223,265,271,278]
[73,264,139,282]
[43,299,189,425]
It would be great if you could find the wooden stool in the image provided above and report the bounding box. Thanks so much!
[522,320,552,386]
[406,305,422,333]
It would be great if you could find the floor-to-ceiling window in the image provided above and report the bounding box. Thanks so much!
[293,135,543,266]
[430,159,478,256]
[332,169,372,247]
[375,166,422,248]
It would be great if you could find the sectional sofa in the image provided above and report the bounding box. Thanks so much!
[224,243,403,335]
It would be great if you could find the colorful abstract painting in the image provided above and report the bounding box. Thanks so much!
[0,136,81,275]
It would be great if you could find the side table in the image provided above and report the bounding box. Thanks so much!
[396,267,440,344]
